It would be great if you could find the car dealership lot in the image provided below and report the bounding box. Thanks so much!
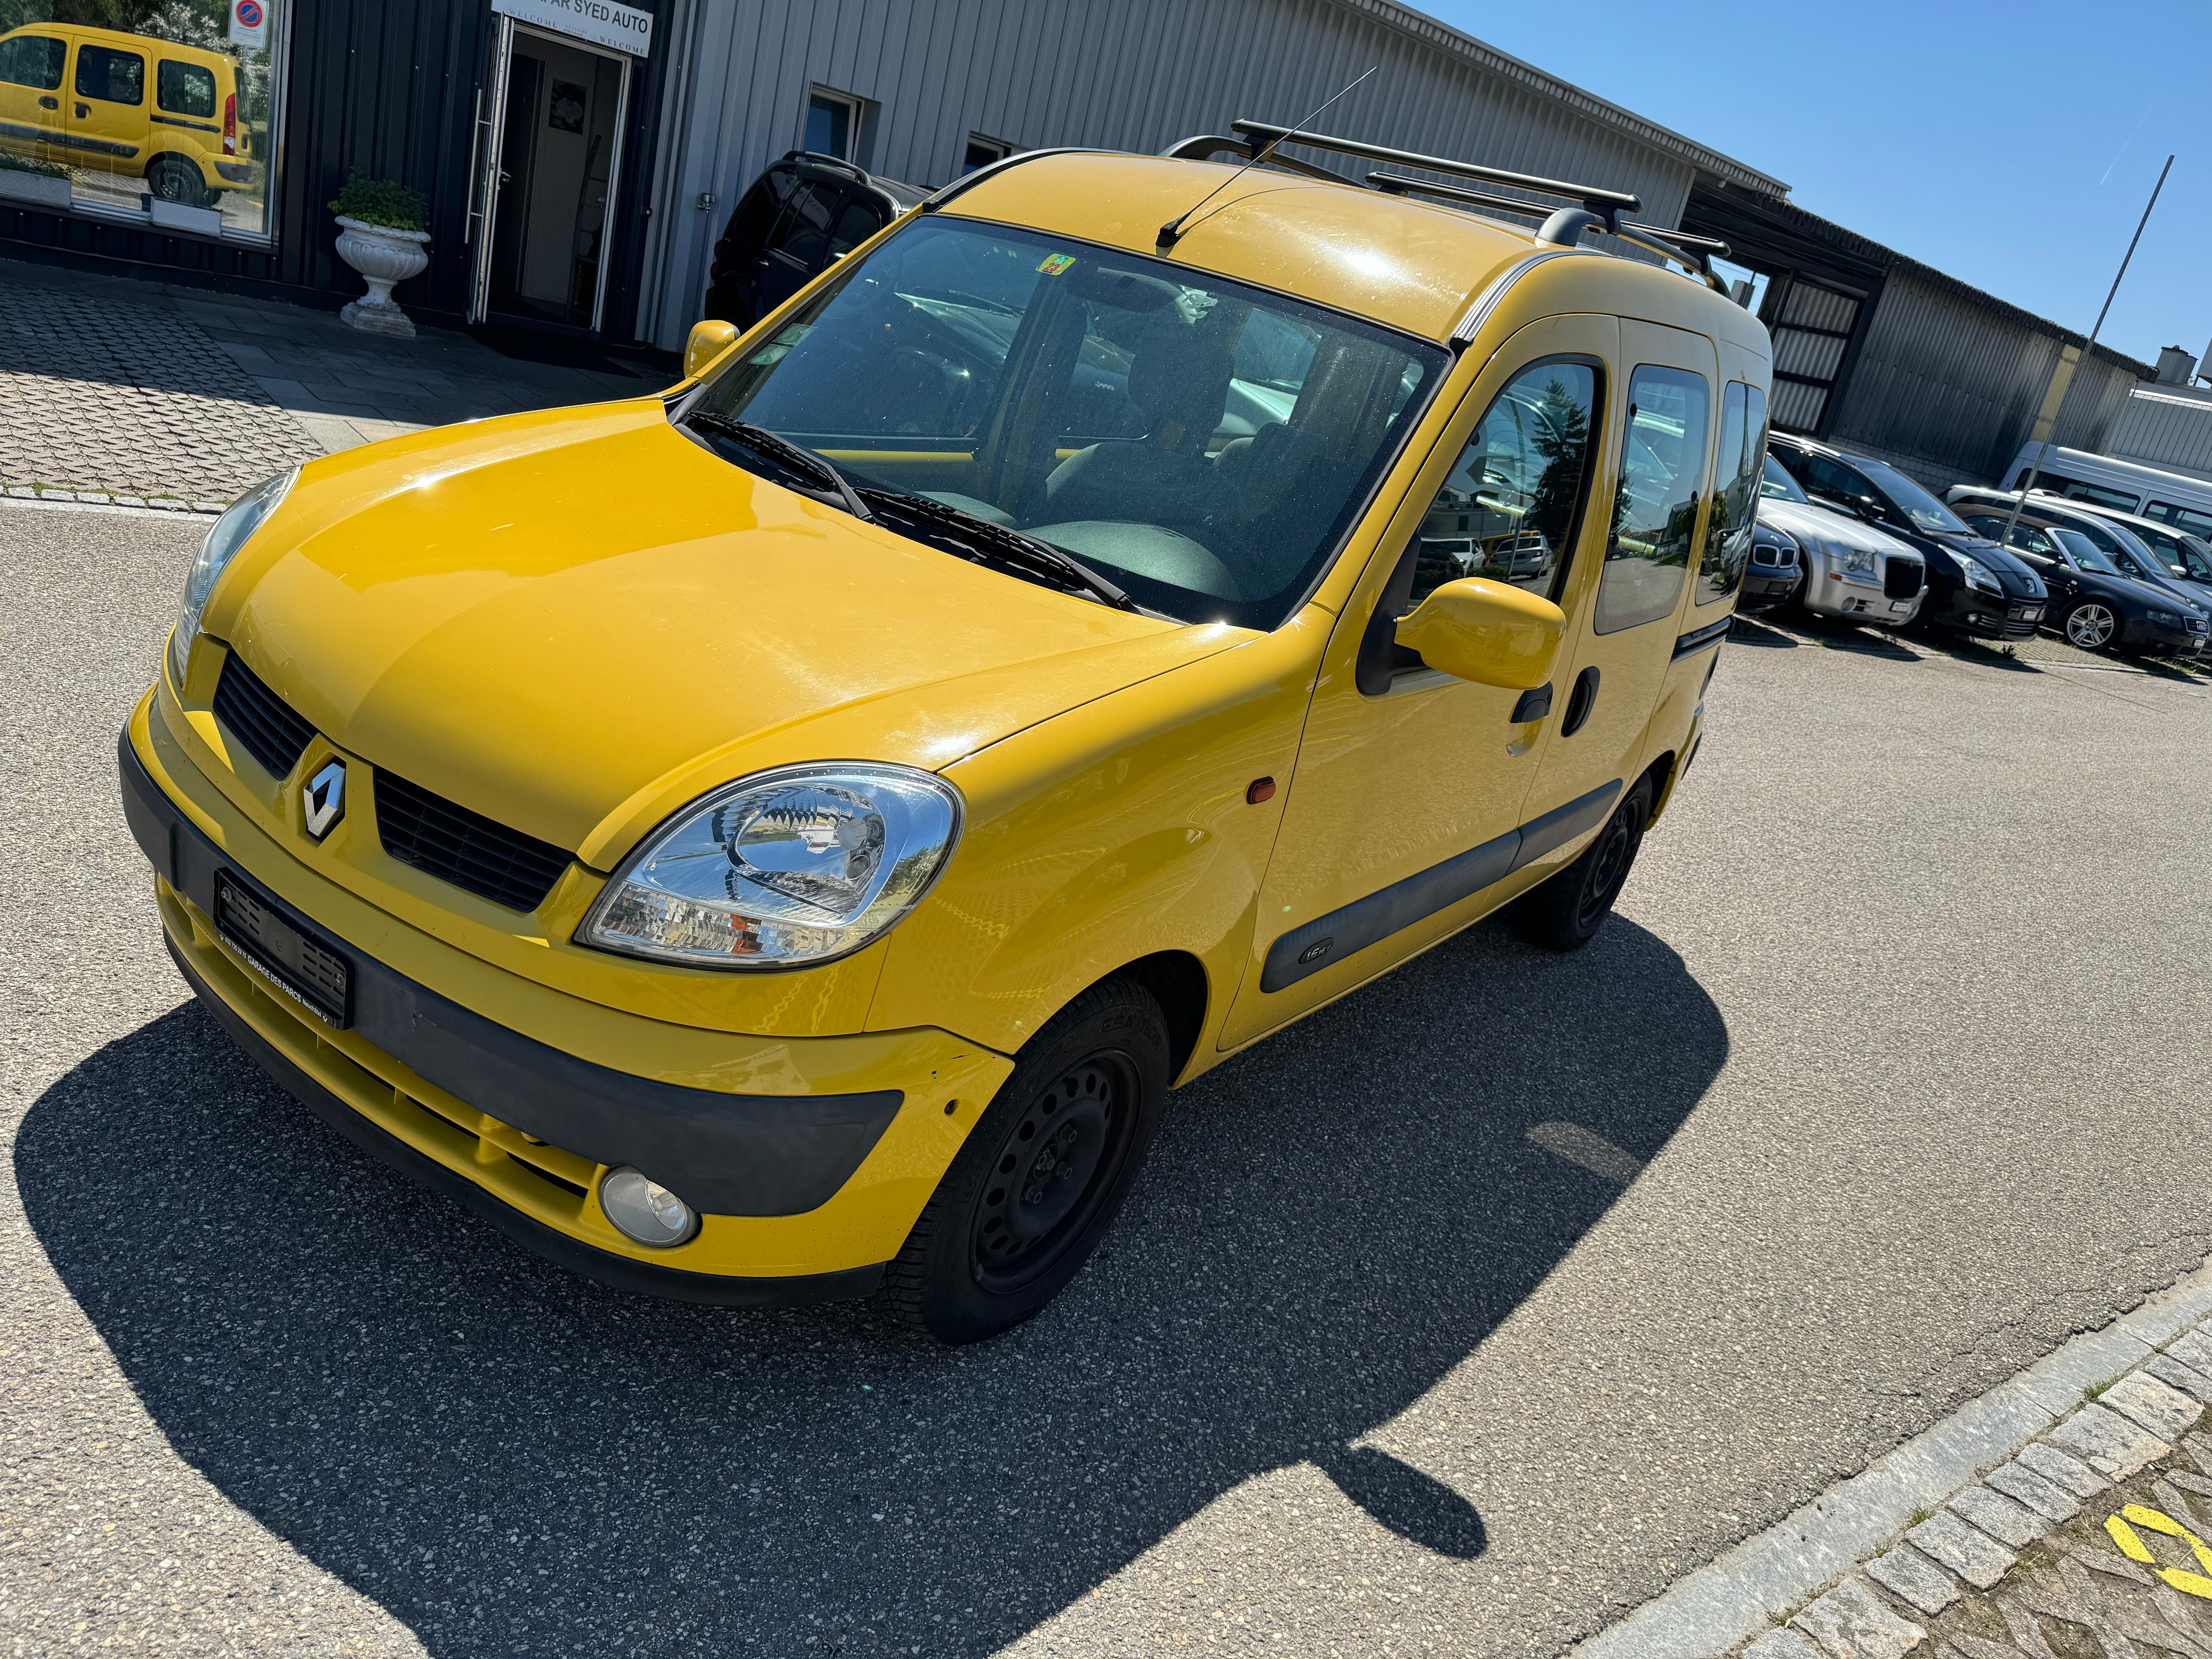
[4,500,2210,1657]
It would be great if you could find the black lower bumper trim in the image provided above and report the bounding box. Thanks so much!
[118,724,903,1218]
[166,933,886,1309]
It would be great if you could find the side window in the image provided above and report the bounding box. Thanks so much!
[1798,453,1875,513]
[2056,481,2139,513]
[76,43,145,106]
[1402,359,1601,611]
[2146,500,2212,541]
[769,181,841,266]
[156,59,216,119]
[723,170,794,251]
[0,34,67,90]
[1596,365,1709,634]
[1697,381,1767,605]
[826,198,886,257]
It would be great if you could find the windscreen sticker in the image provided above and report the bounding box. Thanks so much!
[1035,253,1076,276]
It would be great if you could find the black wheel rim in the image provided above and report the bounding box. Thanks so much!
[1574,808,1636,931]
[970,1051,1139,1294]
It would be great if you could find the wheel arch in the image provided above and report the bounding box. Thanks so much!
[1110,950,1209,1085]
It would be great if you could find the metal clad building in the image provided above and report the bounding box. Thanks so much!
[1685,183,2153,492]
[635,0,1785,349]
[2104,386,2212,481]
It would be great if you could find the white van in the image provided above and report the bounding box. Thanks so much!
[2001,443,2212,541]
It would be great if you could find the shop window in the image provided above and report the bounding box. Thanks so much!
[0,0,288,244]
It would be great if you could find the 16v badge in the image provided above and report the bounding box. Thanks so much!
[303,759,345,839]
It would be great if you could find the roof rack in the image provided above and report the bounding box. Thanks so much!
[1230,118,1639,232]
[1157,133,1352,186]
[1368,172,1733,293]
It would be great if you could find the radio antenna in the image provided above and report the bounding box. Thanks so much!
[1156,66,1377,250]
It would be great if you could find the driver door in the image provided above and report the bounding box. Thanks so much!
[1218,315,1616,1049]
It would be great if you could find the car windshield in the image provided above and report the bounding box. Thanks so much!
[687,216,1448,628]
[1851,457,1971,534]
[1760,454,1807,503]
[2050,528,2118,574]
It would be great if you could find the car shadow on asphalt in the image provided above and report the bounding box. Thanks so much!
[18,914,1726,1656]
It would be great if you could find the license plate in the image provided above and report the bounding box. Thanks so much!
[214,869,351,1026]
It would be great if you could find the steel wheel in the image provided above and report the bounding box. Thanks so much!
[969,1051,1140,1295]
[1573,804,1639,933]
[2065,601,2118,652]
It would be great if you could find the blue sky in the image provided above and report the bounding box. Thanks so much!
[1428,0,2209,372]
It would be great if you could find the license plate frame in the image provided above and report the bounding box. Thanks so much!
[213,869,352,1027]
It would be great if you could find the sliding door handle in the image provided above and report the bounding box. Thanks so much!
[1561,666,1600,736]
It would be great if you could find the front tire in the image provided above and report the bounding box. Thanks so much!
[2063,599,2119,653]
[882,977,1170,1344]
[1509,776,1653,953]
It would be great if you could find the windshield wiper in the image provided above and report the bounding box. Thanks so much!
[857,488,1136,611]
[685,410,873,522]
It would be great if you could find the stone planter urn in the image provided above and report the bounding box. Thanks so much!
[334,215,430,338]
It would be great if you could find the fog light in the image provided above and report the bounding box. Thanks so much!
[599,1167,699,1247]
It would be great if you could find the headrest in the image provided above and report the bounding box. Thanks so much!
[1128,332,1235,452]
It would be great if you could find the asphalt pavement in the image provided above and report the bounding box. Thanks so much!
[3,500,2209,1657]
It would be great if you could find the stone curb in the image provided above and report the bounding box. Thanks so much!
[3,481,227,513]
[1572,1256,2212,1659]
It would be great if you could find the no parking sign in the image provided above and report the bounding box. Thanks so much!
[228,0,267,49]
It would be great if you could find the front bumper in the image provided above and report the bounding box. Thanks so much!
[2123,618,2208,655]
[1937,588,2042,641]
[1737,569,1796,610]
[120,701,1013,1299]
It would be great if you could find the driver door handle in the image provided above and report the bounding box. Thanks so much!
[39,95,57,109]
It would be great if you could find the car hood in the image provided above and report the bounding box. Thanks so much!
[1757,498,1918,558]
[210,401,1246,867]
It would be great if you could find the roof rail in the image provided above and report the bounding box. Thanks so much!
[1158,133,1358,185]
[1369,171,1731,293]
[1232,118,1638,231]
[917,147,1118,213]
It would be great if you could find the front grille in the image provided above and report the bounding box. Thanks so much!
[1884,561,1925,600]
[374,769,572,912]
[212,653,317,780]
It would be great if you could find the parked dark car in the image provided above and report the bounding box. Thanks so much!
[1767,434,2046,641]
[701,152,927,329]
[1946,486,2212,617]
[1952,507,2208,658]
[1738,520,1801,611]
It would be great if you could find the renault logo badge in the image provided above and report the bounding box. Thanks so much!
[303,759,346,840]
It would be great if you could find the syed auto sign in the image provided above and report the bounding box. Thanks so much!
[490,0,653,57]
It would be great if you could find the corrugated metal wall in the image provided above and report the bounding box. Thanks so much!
[1821,267,2143,493]
[2106,388,2212,479]
[637,0,1753,348]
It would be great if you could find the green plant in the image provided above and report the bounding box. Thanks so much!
[329,172,427,233]
[0,154,69,180]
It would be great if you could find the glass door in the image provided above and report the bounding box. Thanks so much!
[467,19,630,332]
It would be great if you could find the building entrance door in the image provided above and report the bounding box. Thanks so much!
[467,18,630,332]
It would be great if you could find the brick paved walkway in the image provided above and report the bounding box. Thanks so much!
[0,256,651,508]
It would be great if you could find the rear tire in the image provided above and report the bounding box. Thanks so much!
[881,977,1170,1344]
[1509,776,1653,953]
[148,154,217,210]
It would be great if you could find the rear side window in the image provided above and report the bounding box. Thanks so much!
[723,170,795,251]
[771,181,842,266]
[2145,500,2212,540]
[827,198,886,256]
[1597,365,1709,634]
[1697,381,1767,606]
[77,42,144,106]
[0,33,66,90]
[1403,358,1601,612]
[2049,477,2140,513]
[156,59,216,119]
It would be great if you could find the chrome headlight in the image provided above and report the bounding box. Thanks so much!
[1953,552,2002,595]
[579,764,963,970]
[1842,546,1876,578]
[170,468,299,688]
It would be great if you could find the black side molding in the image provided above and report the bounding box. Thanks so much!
[1260,779,1622,993]
[120,728,905,1220]
[1673,615,1733,659]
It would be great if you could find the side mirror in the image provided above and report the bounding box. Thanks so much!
[1393,577,1565,690]
[683,319,740,381]
[1855,496,1886,524]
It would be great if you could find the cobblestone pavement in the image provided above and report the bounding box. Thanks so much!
[0,279,323,508]
[0,256,651,508]
[1739,1349,2212,1659]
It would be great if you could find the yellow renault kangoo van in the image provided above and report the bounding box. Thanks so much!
[0,23,249,206]
[120,126,1772,1341]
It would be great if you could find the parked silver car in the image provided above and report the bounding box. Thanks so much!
[1758,457,1926,626]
